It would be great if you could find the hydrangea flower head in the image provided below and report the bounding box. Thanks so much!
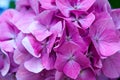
[0,0,120,80]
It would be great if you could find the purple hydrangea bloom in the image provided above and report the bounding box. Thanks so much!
[0,0,120,80]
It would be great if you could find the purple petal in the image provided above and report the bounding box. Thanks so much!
[22,35,42,58]
[111,9,120,29]
[0,22,14,41]
[24,58,44,73]
[99,42,120,57]
[63,60,81,79]
[14,11,35,33]
[13,49,31,65]
[29,21,52,41]
[15,32,28,53]
[90,12,120,57]
[55,71,65,80]
[16,65,42,80]
[0,40,16,52]
[0,50,10,76]
[39,0,56,9]
[0,73,16,80]
[79,0,95,11]
[56,0,73,17]
[29,0,40,14]
[35,10,55,25]
[91,0,111,13]
[41,52,56,70]
[79,13,95,29]
[56,41,79,56]
[102,52,120,78]
[50,21,62,36]
[74,50,90,68]
[55,54,68,71]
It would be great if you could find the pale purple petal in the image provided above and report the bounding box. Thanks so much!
[102,52,120,78]
[77,68,96,80]
[13,49,31,65]
[111,9,120,29]
[24,58,44,73]
[0,40,16,52]
[0,50,10,76]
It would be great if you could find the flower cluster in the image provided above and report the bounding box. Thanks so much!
[0,0,120,80]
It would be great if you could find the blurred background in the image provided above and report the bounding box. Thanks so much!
[0,0,15,14]
[0,0,120,14]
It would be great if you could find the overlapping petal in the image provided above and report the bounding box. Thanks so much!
[90,12,120,57]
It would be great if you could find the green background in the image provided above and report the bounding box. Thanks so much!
[109,0,120,8]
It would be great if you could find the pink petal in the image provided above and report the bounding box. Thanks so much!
[92,0,111,12]
[56,0,73,17]
[14,11,35,33]
[24,58,44,73]
[63,21,88,53]
[74,50,90,68]
[50,21,62,37]
[80,0,95,11]
[29,0,40,14]
[99,42,120,57]
[90,12,120,57]
[29,21,52,41]
[56,41,79,56]
[39,0,56,9]
[79,13,95,29]
[55,54,68,71]
[0,22,14,41]
[22,35,42,58]
[41,52,56,70]
[0,40,16,52]
[35,10,55,25]
[63,60,81,79]
[32,30,52,42]
[47,33,57,54]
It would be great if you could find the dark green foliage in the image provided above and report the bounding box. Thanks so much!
[9,1,15,8]
[109,0,120,8]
